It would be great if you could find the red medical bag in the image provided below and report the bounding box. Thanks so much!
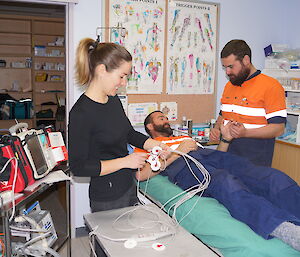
[0,135,35,193]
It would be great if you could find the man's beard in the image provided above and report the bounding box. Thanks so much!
[153,123,173,136]
[228,65,250,86]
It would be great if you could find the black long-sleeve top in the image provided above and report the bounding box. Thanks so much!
[68,94,148,201]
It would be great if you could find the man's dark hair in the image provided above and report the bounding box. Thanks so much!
[221,39,252,62]
[144,110,163,137]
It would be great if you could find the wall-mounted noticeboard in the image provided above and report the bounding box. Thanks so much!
[104,0,220,123]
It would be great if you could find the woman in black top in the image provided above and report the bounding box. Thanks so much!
[68,38,168,215]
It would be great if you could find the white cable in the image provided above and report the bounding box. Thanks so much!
[112,204,171,232]
[0,157,18,222]
[16,215,48,248]
[113,205,159,231]
[149,148,211,225]
[89,226,99,257]
[27,246,60,257]
[170,150,210,223]
[9,225,48,233]
[98,147,210,245]
[17,244,60,257]
[14,232,54,256]
[22,231,52,248]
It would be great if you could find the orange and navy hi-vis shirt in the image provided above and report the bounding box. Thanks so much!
[134,135,192,153]
[220,72,287,128]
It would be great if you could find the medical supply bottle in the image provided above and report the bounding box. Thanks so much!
[180,116,188,136]
[182,116,187,129]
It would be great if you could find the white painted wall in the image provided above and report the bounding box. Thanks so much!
[69,0,300,231]
[70,0,103,233]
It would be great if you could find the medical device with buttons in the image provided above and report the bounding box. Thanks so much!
[9,123,67,179]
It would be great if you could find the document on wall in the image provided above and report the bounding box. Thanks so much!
[166,1,218,94]
[128,102,158,126]
[109,0,166,94]
[160,102,177,121]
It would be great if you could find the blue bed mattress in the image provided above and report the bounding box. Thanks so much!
[139,175,300,257]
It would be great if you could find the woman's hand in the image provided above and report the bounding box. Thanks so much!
[143,138,171,159]
[122,152,148,169]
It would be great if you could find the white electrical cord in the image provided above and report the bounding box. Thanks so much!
[16,243,60,257]
[141,147,211,225]
[164,149,210,223]
[89,147,210,250]
[0,157,18,222]
[26,246,60,257]
[14,215,48,248]
[88,226,99,257]
[13,221,59,257]
[9,225,48,233]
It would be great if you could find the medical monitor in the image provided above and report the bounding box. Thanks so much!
[26,134,49,178]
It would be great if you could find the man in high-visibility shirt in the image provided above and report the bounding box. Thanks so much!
[210,39,286,166]
[135,110,300,252]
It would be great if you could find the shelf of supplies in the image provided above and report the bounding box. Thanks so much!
[33,55,64,58]
[0,14,66,133]
[35,104,57,107]
[0,118,32,122]
[0,91,32,94]
[33,33,64,37]
[264,68,300,73]
[0,53,31,57]
[34,69,65,72]
[36,45,64,49]
[285,89,300,92]
[287,110,300,115]
[35,91,65,95]
[0,43,31,46]
[0,31,31,35]
[0,67,31,70]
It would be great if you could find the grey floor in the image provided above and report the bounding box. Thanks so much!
[59,236,90,257]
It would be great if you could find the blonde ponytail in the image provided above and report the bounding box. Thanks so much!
[75,38,94,85]
[75,38,132,86]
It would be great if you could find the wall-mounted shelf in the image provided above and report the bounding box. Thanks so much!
[264,68,300,182]
[263,68,300,144]
[0,14,66,132]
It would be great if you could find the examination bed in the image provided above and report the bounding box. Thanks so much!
[139,175,300,257]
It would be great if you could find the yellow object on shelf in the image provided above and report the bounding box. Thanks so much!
[35,73,48,82]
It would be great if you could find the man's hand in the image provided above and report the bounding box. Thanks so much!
[220,121,233,141]
[229,122,246,138]
[158,143,172,160]
[209,127,221,142]
[176,139,198,154]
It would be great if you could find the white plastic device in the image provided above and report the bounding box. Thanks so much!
[10,125,57,179]
[146,146,162,171]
